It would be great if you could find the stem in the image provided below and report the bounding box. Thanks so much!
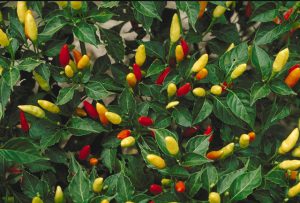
[202,18,216,38]
[79,41,86,55]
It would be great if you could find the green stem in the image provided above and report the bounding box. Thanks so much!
[79,41,86,55]
[202,18,216,38]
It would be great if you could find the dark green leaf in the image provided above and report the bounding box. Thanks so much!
[250,82,271,105]
[251,44,272,81]
[132,1,162,21]
[16,58,42,72]
[85,81,113,100]
[67,117,107,136]
[73,22,98,46]
[193,99,213,125]
[56,86,76,105]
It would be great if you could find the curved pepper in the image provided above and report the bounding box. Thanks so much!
[239,134,250,148]
[83,101,98,120]
[17,1,27,24]
[198,1,208,18]
[70,1,82,10]
[206,150,224,160]
[135,44,146,67]
[24,10,37,42]
[278,128,299,154]
[65,65,74,78]
[54,186,64,203]
[138,116,154,126]
[0,29,9,47]
[165,136,179,155]
[167,83,177,97]
[126,73,137,88]
[166,101,179,109]
[149,184,162,195]
[191,53,208,73]
[93,177,104,193]
[33,71,50,92]
[210,85,222,96]
[175,45,184,62]
[78,145,90,160]
[96,103,109,125]
[20,110,29,132]
[195,68,208,80]
[156,67,171,85]
[193,87,206,97]
[18,105,45,118]
[288,181,300,198]
[175,181,185,193]
[105,112,122,124]
[133,63,142,81]
[146,154,166,169]
[59,44,70,67]
[77,55,90,69]
[177,83,191,97]
[117,129,131,140]
[285,67,300,88]
[231,64,247,79]
[279,160,300,170]
[170,13,181,43]
[208,192,221,203]
[180,38,189,56]
[37,100,60,114]
[219,143,234,159]
[273,48,289,73]
[32,196,43,203]
[121,136,135,148]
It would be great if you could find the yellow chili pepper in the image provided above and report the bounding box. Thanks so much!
[77,55,90,69]
[193,87,206,97]
[18,105,46,118]
[226,43,235,52]
[135,44,146,67]
[191,53,208,73]
[105,112,122,124]
[273,48,289,73]
[32,196,44,203]
[195,68,208,80]
[70,1,82,10]
[0,29,9,47]
[231,64,247,79]
[146,154,166,169]
[210,85,222,96]
[92,177,104,193]
[37,100,60,114]
[167,83,177,97]
[213,5,227,18]
[292,147,300,158]
[24,10,38,42]
[170,13,181,43]
[239,134,250,148]
[56,1,68,9]
[121,136,136,148]
[288,181,300,198]
[279,160,300,170]
[64,65,74,78]
[166,101,179,109]
[17,1,27,24]
[219,143,234,159]
[96,103,109,125]
[161,178,171,186]
[101,200,110,203]
[208,192,221,203]
[165,136,179,155]
[278,128,299,154]
[33,71,50,92]
[175,45,184,62]
[54,186,64,203]
[126,73,137,88]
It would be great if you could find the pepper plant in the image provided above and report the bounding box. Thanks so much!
[1,1,300,203]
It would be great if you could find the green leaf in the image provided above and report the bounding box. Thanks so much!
[172,106,193,127]
[250,9,277,22]
[250,82,271,105]
[85,81,113,100]
[143,41,165,60]
[181,153,211,167]
[185,135,210,155]
[153,128,178,157]
[9,16,26,42]
[39,16,67,42]
[118,88,136,115]
[251,44,272,81]
[146,59,166,77]
[100,148,117,173]
[40,129,69,149]
[35,64,50,83]
[202,165,218,192]
[56,86,76,105]
[265,168,286,186]
[3,68,20,89]
[67,117,107,136]
[117,173,135,201]
[43,40,66,57]
[193,99,213,125]
[73,22,98,46]
[100,28,124,62]
[176,1,200,31]
[0,78,11,119]
[133,10,153,32]
[21,171,49,199]
[89,10,114,23]
[16,58,42,72]
[186,169,205,197]
[270,80,297,96]
[132,1,162,21]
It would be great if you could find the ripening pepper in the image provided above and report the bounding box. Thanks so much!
[33,71,50,91]
[37,100,60,114]
[117,129,131,140]
[20,110,29,132]
[206,150,224,160]
[292,147,300,158]
[284,8,294,21]
[166,101,179,109]
[133,63,142,81]
[146,154,166,169]
[24,10,37,42]
[198,1,208,18]
[208,192,221,203]
[273,16,282,25]
[65,65,74,78]
[156,67,171,85]
[138,116,154,126]
[165,136,179,155]
[93,177,104,193]
[167,83,177,97]
[149,184,163,195]
[83,101,98,120]
[121,136,135,148]
[239,134,250,148]
[183,126,200,137]
[72,49,82,65]
[54,186,64,203]
[77,55,90,69]
[273,48,289,72]
[288,64,300,74]
[70,1,82,10]
[101,199,109,203]
[161,178,171,186]
[56,1,68,9]
[0,29,9,47]
[193,87,206,97]
[78,145,90,160]
[96,103,109,125]
[69,59,77,72]
[18,105,45,118]
[175,181,185,193]
[177,83,192,97]
[175,45,184,62]
[135,44,146,67]
[32,196,43,203]
[105,112,122,124]
[75,107,87,117]
[213,5,227,18]
[210,85,222,95]
[219,143,234,159]
[170,13,180,43]
[17,1,27,23]
[195,68,208,80]
[285,67,300,88]
[286,170,298,180]
[59,44,70,67]
[248,131,256,142]
[180,38,189,56]
[191,54,208,72]
[278,128,299,154]
[89,158,98,166]
[288,181,300,198]
[279,160,300,170]
[231,64,247,79]
[126,73,137,88]
[226,43,235,52]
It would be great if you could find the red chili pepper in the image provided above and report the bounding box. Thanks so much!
[138,116,154,126]
[19,110,29,132]
[183,126,200,137]
[7,166,22,174]
[117,129,131,140]
[83,101,98,120]
[288,64,300,74]
[150,130,155,138]
[245,1,252,18]
[149,201,155,203]
[283,8,294,21]
[208,135,214,142]
[175,181,185,193]
[156,67,171,85]
[221,82,233,92]
[59,44,70,67]
[78,145,90,160]
[133,63,142,81]
[176,83,191,97]
[149,184,162,195]
[204,125,212,135]
[180,38,189,56]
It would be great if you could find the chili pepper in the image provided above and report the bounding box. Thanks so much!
[183,126,200,137]
[206,150,224,160]
[70,1,82,10]
[278,128,299,154]
[180,38,189,56]
[78,145,90,160]
[175,181,185,193]
[32,196,43,203]
[37,100,60,114]
[175,45,184,62]
[165,136,179,155]
[117,129,131,140]
[288,181,300,198]
[0,29,9,47]
[166,101,179,109]
[121,136,135,148]
[7,166,22,174]
[24,10,37,42]
[204,125,212,135]
[273,48,289,73]
[239,134,250,148]
[126,73,137,88]
[292,147,300,158]
[105,112,122,124]
[284,8,294,21]
[138,116,154,126]
[193,87,206,97]
[89,158,99,166]
[33,71,50,92]
[135,44,146,67]
[220,143,234,159]
[96,103,109,125]
[133,63,142,81]
[146,154,166,169]
[191,53,208,72]
[198,1,208,18]
[288,64,300,74]
[56,1,68,9]
[65,65,74,78]
[54,186,64,203]
[286,170,298,180]
[83,101,98,120]
[245,1,252,18]
[69,59,77,72]
[167,83,177,97]
[170,13,181,43]
[19,110,29,132]
[177,83,191,97]
[231,64,247,79]
[248,131,256,142]
[208,192,221,203]
[101,199,110,203]
[195,68,208,80]
[75,107,87,117]
[273,16,282,25]
[59,44,70,67]
[156,67,171,85]
[17,1,27,23]
[161,178,171,186]
[72,49,82,65]
[279,160,300,170]
[149,184,162,195]
[150,130,155,138]
[18,105,45,118]
[213,5,227,18]
[285,67,300,88]
[77,54,90,69]
[210,85,222,95]
[93,177,104,193]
